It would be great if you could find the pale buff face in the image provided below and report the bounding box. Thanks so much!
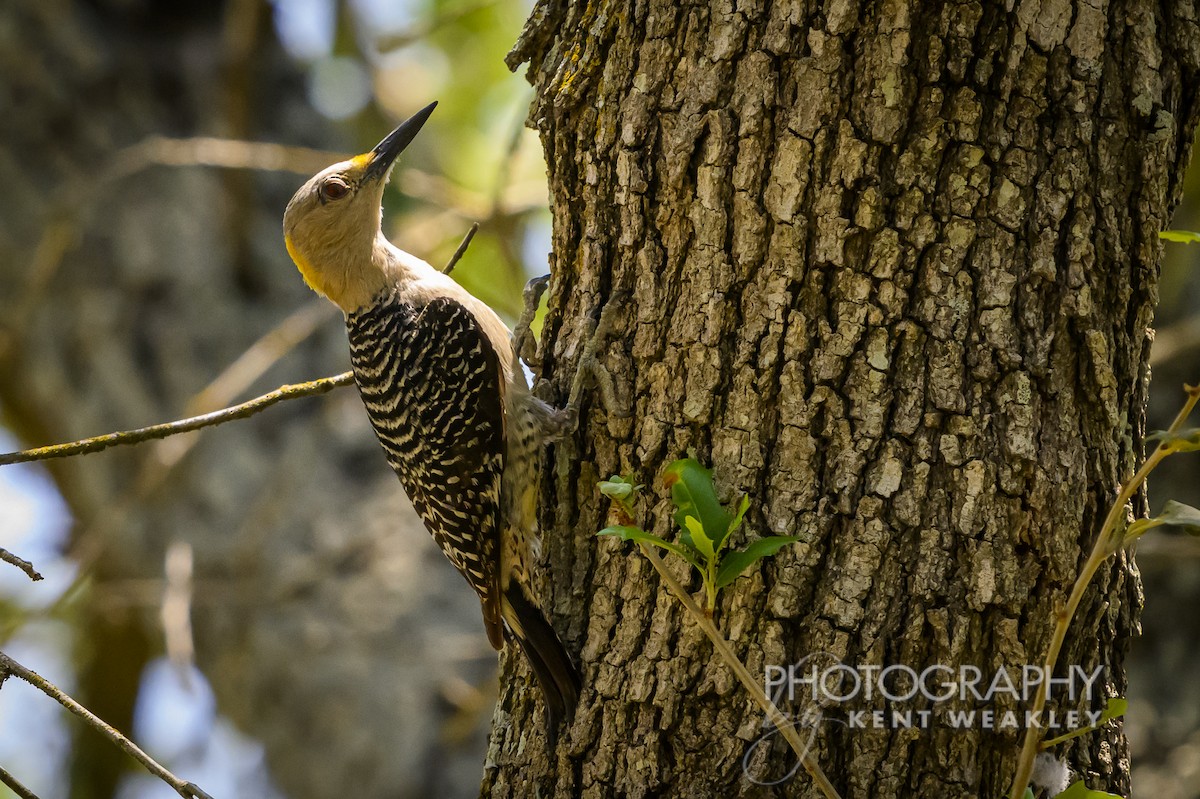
[282,102,438,312]
[282,154,389,306]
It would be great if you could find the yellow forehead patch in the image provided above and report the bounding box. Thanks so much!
[349,152,374,171]
[284,233,327,299]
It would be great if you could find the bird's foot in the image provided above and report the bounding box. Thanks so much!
[513,276,630,438]
[513,274,551,372]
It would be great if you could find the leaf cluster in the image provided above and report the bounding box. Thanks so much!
[598,458,800,614]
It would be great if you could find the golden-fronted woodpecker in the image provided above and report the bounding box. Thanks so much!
[282,102,580,739]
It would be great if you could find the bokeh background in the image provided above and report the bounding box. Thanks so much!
[0,1,1197,797]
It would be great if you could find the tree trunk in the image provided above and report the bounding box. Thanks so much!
[485,2,1200,797]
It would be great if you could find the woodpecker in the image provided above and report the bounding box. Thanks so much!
[282,102,580,739]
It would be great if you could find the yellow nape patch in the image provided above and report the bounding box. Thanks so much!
[285,233,327,299]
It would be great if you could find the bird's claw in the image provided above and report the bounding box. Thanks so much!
[514,274,551,370]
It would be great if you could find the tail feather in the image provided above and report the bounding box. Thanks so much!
[502,585,581,746]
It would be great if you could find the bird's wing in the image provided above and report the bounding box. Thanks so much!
[349,294,508,649]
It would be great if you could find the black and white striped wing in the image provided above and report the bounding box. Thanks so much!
[347,295,507,647]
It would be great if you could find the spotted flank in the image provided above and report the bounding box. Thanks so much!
[347,294,506,647]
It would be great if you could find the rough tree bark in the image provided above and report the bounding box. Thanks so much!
[484,2,1200,797]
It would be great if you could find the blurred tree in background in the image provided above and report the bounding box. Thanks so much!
[0,0,549,797]
[0,0,1197,797]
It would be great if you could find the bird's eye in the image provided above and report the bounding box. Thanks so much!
[320,178,350,202]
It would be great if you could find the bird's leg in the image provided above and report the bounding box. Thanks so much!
[512,276,629,439]
[512,280,631,548]
[513,274,550,372]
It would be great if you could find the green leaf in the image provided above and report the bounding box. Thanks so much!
[685,516,716,561]
[1041,696,1129,749]
[677,516,694,551]
[598,480,632,500]
[1124,501,1200,544]
[1159,230,1200,243]
[714,536,800,587]
[1154,500,1200,535]
[1122,517,1160,545]
[1146,427,1200,452]
[719,494,751,552]
[663,459,732,545]
[596,525,644,539]
[597,526,703,570]
[1054,780,1123,799]
[598,475,642,500]
[1021,789,1035,799]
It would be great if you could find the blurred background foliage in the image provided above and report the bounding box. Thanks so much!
[269,0,551,318]
[1,0,549,797]
[0,0,1197,797]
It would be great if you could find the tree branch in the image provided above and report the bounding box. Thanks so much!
[442,221,479,275]
[0,373,354,466]
[0,221,485,469]
[0,651,213,799]
[0,548,43,581]
[0,764,41,799]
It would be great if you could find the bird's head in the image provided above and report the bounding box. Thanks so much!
[283,101,436,312]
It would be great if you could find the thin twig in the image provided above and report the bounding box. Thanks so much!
[638,545,843,799]
[0,764,41,799]
[0,548,43,582]
[186,301,332,417]
[1,304,339,648]
[0,373,353,467]
[0,651,214,799]
[1008,383,1200,799]
[0,218,481,470]
[442,222,480,274]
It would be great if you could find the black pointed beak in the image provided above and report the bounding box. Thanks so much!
[363,101,437,182]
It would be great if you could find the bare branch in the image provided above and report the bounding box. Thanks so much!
[443,222,480,274]
[0,304,340,648]
[0,372,354,467]
[0,219,484,469]
[0,548,43,582]
[0,764,42,799]
[0,651,214,799]
[186,301,333,418]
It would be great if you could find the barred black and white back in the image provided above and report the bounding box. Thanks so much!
[348,293,507,641]
[345,288,579,738]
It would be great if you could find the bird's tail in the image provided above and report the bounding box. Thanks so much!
[501,584,581,746]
